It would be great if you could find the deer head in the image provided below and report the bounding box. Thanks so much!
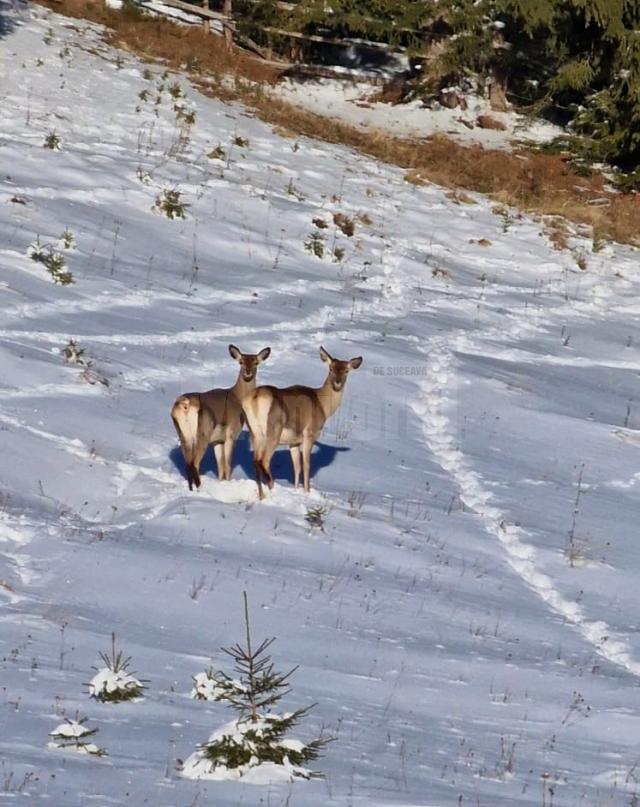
[320,345,363,392]
[228,344,271,382]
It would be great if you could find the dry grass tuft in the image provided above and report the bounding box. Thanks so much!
[544,217,572,251]
[39,0,640,247]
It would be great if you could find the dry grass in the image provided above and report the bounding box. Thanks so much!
[39,0,640,247]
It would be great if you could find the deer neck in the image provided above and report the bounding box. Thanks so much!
[231,370,256,402]
[316,373,345,421]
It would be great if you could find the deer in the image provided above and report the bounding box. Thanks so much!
[171,344,271,490]
[242,346,362,499]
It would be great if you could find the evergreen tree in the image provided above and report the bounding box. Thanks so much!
[183,592,329,781]
[232,0,640,181]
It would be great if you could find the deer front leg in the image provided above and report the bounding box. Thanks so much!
[290,445,301,489]
[213,443,225,480]
[223,434,236,481]
[302,432,313,493]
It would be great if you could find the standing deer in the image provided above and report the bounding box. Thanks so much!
[243,346,362,499]
[171,344,271,490]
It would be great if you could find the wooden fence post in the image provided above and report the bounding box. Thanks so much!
[202,0,210,34]
[223,0,232,48]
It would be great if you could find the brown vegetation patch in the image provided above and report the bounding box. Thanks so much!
[42,0,282,86]
[37,0,640,247]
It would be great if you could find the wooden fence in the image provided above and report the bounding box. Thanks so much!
[137,0,407,66]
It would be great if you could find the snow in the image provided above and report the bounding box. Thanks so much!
[182,715,313,782]
[273,79,562,149]
[50,719,93,739]
[88,667,144,699]
[2,3,640,806]
[191,669,226,700]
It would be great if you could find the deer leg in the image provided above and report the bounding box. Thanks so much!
[302,433,314,493]
[290,445,301,489]
[213,443,224,481]
[223,434,236,481]
[254,456,265,500]
[260,432,281,491]
[191,463,202,489]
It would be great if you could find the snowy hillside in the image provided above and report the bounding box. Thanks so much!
[2,4,640,805]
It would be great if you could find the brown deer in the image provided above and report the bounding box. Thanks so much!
[171,345,271,490]
[243,346,362,499]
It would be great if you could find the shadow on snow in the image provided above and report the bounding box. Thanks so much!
[0,0,24,39]
[169,430,350,487]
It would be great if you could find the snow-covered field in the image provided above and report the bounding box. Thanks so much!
[274,79,561,149]
[2,4,640,805]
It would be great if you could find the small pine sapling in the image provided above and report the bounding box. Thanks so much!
[155,189,189,219]
[305,505,328,531]
[184,592,329,782]
[62,339,86,365]
[27,237,73,285]
[88,633,145,703]
[48,714,106,756]
[305,230,325,259]
[59,228,76,250]
[43,130,60,150]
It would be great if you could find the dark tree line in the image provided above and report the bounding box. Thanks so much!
[236,0,640,183]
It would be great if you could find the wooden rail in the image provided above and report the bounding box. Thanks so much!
[136,0,407,62]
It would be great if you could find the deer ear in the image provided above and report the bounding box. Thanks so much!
[320,346,332,364]
[228,344,241,361]
[257,347,271,363]
[349,356,363,370]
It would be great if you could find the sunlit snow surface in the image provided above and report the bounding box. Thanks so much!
[2,3,640,805]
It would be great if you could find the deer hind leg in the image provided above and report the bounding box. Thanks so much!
[247,428,266,499]
[259,404,287,492]
[172,400,201,490]
[290,445,301,489]
[302,432,314,493]
[189,437,210,490]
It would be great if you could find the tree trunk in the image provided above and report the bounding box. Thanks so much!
[489,66,509,112]
[223,0,232,49]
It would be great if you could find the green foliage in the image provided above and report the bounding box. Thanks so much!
[155,189,189,219]
[305,230,325,258]
[229,0,640,176]
[28,237,73,285]
[201,713,325,773]
[43,131,61,150]
[192,592,330,778]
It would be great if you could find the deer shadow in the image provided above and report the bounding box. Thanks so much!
[169,430,350,486]
[0,0,23,39]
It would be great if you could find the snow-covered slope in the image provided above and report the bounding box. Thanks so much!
[2,5,640,805]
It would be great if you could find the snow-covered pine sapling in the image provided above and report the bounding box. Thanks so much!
[155,189,189,220]
[305,230,325,259]
[184,592,329,781]
[43,131,61,150]
[59,228,76,250]
[48,714,106,756]
[88,633,145,703]
[168,81,183,99]
[63,339,87,366]
[305,505,328,532]
[174,105,196,125]
[27,237,73,285]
